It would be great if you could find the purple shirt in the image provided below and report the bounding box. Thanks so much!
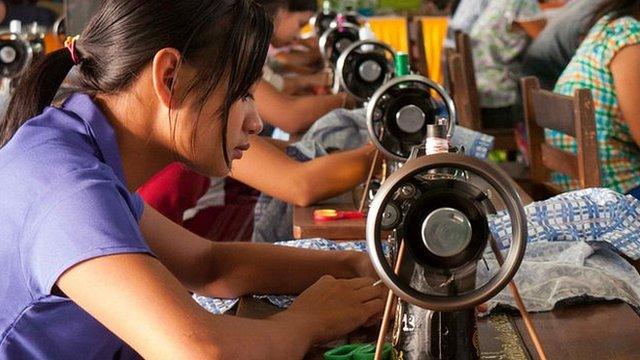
[0,93,153,358]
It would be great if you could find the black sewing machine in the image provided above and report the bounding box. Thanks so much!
[364,76,528,359]
[333,39,396,103]
[312,0,362,36]
[318,16,362,68]
[0,20,46,89]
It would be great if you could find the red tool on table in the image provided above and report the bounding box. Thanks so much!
[313,209,364,221]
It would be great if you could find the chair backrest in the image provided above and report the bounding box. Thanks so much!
[453,31,482,127]
[407,17,429,77]
[447,52,481,129]
[521,76,601,190]
[448,32,518,152]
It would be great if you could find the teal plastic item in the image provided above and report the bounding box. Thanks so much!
[394,52,410,76]
[324,343,392,360]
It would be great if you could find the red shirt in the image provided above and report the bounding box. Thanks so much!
[138,162,258,242]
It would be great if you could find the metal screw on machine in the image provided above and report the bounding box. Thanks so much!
[400,184,416,198]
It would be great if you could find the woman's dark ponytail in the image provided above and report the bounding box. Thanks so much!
[0,48,75,147]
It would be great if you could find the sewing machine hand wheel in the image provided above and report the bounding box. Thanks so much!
[335,40,395,103]
[366,75,456,162]
[366,153,527,312]
[319,23,360,67]
[0,32,33,79]
[53,15,66,38]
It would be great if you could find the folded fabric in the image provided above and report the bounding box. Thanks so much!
[479,241,640,314]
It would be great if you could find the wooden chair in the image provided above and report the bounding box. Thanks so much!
[406,17,429,76]
[521,76,600,199]
[448,32,518,152]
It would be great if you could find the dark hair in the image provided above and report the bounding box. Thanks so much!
[585,0,640,34]
[288,0,318,12]
[255,0,317,18]
[0,0,272,166]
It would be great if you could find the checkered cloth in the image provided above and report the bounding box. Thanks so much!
[196,188,640,314]
[490,188,640,260]
[546,15,640,193]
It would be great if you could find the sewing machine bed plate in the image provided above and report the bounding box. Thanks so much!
[235,296,640,359]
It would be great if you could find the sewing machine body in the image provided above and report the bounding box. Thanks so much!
[365,76,527,360]
[0,20,47,91]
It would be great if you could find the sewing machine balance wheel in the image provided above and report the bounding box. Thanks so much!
[335,40,396,103]
[366,75,457,162]
[0,32,33,79]
[366,153,528,312]
[318,23,360,66]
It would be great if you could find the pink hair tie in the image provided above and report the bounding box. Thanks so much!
[336,14,345,32]
[64,35,81,65]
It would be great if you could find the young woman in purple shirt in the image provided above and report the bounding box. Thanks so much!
[0,0,384,358]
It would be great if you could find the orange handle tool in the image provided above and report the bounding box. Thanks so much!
[313,209,364,221]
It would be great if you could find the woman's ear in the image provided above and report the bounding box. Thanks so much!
[152,48,182,109]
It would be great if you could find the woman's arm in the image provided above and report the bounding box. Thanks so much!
[230,137,376,207]
[254,80,350,134]
[281,71,331,95]
[57,252,383,359]
[139,203,377,297]
[611,44,640,146]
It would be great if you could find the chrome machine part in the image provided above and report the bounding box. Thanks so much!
[366,75,457,162]
[335,39,395,102]
[319,22,360,67]
[366,153,527,312]
[0,32,33,79]
[396,104,425,133]
[53,15,66,37]
[421,207,472,258]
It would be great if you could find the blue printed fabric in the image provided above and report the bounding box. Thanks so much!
[252,108,495,243]
[197,188,640,314]
[489,188,640,260]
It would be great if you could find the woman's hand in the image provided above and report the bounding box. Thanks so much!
[350,250,380,280]
[281,275,385,344]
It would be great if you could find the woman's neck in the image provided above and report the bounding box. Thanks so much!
[94,93,174,192]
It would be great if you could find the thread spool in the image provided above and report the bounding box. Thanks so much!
[425,121,449,155]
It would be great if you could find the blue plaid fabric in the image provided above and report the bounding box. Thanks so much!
[490,188,640,260]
